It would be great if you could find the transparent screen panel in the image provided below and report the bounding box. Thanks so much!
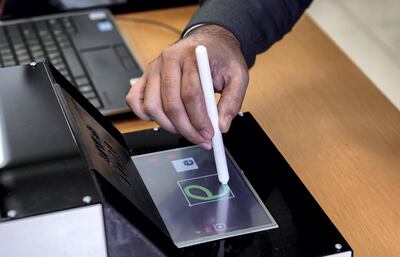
[132,145,278,248]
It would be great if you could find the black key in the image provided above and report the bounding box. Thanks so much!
[1,54,15,62]
[53,63,66,71]
[34,57,45,62]
[32,51,45,59]
[79,85,93,93]
[15,49,28,56]
[0,27,7,42]
[45,45,58,53]
[75,76,89,86]
[34,21,49,34]
[53,29,63,36]
[29,45,42,52]
[7,25,20,37]
[89,98,101,109]
[48,52,61,59]
[13,43,25,50]
[26,38,40,45]
[0,42,10,48]
[39,33,52,40]
[62,17,77,33]
[18,54,28,63]
[61,47,85,77]
[3,60,16,66]
[55,35,67,41]
[0,48,12,55]
[17,56,30,63]
[20,23,35,37]
[18,60,31,65]
[50,57,63,65]
[43,40,56,47]
[56,36,69,45]
[24,34,37,40]
[39,34,51,41]
[48,19,59,27]
[65,75,72,82]
[65,27,76,34]
[59,69,70,77]
[0,42,9,48]
[8,36,23,44]
[36,24,52,40]
[59,41,71,48]
[61,17,72,27]
[82,91,96,99]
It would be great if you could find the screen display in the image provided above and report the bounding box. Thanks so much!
[132,145,278,248]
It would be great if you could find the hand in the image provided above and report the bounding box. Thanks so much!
[126,25,249,149]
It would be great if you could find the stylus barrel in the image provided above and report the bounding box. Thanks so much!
[195,45,230,184]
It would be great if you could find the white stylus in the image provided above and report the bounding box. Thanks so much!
[195,45,230,184]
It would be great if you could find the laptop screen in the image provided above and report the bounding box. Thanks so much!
[0,0,197,20]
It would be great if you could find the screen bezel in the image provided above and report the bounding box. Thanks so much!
[1,0,197,20]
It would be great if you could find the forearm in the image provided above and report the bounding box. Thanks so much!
[183,0,313,68]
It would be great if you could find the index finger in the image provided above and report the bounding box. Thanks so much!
[126,75,152,121]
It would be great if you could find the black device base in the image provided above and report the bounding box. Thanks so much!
[120,113,353,257]
[0,62,352,257]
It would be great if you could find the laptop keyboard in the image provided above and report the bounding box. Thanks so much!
[0,17,102,109]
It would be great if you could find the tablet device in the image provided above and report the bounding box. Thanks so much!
[132,145,278,248]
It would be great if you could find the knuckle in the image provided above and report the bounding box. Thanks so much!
[146,60,158,73]
[125,95,133,108]
[163,100,181,117]
[182,66,198,78]
[125,92,132,103]
[162,75,176,88]
[125,91,139,110]
[232,95,243,109]
[178,128,202,144]
[142,101,157,116]
[161,48,178,62]
[181,86,199,103]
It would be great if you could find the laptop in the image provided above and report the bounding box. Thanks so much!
[0,8,143,116]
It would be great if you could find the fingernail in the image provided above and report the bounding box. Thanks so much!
[200,141,212,150]
[130,78,139,85]
[200,129,212,141]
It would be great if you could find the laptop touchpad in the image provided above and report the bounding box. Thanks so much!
[82,47,124,76]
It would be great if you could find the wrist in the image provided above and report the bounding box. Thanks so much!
[185,24,241,50]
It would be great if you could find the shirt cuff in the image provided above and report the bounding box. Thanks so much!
[182,23,206,38]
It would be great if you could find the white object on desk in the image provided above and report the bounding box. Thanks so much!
[195,45,230,184]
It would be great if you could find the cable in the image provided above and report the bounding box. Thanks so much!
[115,17,182,36]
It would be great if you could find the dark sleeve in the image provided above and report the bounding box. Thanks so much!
[183,0,313,68]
